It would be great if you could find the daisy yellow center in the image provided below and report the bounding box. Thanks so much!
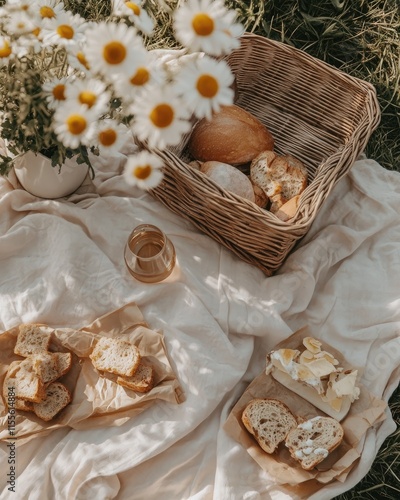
[77,51,90,69]
[196,74,219,98]
[52,84,66,101]
[0,41,12,59]
[66,114,87,135]
[17,22,27,29]
[99,129,117,146]
[103,41,127,65]
[79,91,97,108]
[134,165,151,180]
[150,104,174,128]
[57,24,74,40]
[40,6,56,18]
[125,2,141,15]
[192,13,214,36]
[130,67,150,86]
[32,27,41,37]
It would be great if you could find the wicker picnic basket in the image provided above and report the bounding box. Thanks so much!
[150,33,380,276]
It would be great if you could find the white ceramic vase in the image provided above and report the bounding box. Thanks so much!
[12,150,89,199]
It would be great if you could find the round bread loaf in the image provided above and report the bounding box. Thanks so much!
[200,161,255,202]
[188,105,275,166]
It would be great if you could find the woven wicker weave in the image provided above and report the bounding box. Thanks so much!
[150,33,380,276]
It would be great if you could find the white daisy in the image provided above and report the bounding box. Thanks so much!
[174,56,234,120]
[130,85,192,150]
[33,0,65,20]
[53,102,97,149]
[2,0,37,17]
[112,50,165,104]
[5,11,36,35]
[112,0,154,36]
[93,119,131,156]
[84,22,144,78]
[42,76,71,109]
[65,78,110,115]
[42,10,87,47]
[123,150,164,189]
[67,44,92,75]
[173,0,243,56]
[0,37,15,66]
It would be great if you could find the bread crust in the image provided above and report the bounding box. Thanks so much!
[188,105,275,166]
[200,161,256,202]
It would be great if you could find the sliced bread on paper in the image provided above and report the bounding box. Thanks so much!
[14,324,52,357]
[53,352,73,379]
[241,398,297,454]
[90,336,141,377]
[33,382,71,422]
[285,416,344,470]
[30,351,60,385]
[3,360,46,403]
[117,363,154,393]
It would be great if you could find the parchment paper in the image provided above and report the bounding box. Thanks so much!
[0,302,184,444]
[223,327,387,497]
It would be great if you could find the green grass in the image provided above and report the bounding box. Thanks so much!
[231,0,400,172]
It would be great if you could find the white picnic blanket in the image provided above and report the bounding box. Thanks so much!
[0,145,399,500]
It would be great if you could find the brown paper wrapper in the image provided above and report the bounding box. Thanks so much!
[0,302,184,444]
[223,327,387,498]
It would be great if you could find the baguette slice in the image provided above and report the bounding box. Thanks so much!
[33,382,71,422]
[14,324,52,357]
[3,360,46,403]
[90,336,141,377]
[117,363,154,393]
[285,416,344,470]
[241,398,297,454]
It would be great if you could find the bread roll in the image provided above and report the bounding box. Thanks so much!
[200,161,255,202]
[188,105,275,166]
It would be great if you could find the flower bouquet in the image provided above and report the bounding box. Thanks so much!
[0,0,243,190]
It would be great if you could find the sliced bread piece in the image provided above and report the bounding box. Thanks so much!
[15,399,34,412]
[89,336,141,377]
[241,398,297,454]
[33,382,71,422]
[30,351,60,385]
[250,151,307,213]
[285,416,344,470]
[14,324,52,357]
[3,360,46,403]
[53,352,73,379]
[117,363,154,393]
